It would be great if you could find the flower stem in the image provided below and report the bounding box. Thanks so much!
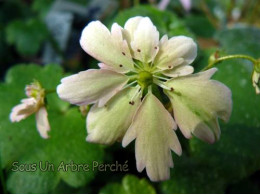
[123,80,137,90]
[153,79,171,91]
[0,152,7,194]
[153,75,169,81]
[203,54,258,71]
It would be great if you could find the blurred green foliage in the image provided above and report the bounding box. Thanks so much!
[161,25,260,193]
[6,19,49,56]
[0,0,260,194]
[216,27,260,58]
[100,175,156,193]
[113,5,194,38]
[0,65,104,193]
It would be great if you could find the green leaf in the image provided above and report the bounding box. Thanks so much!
[189,27,260,186]
[160,154,226,193]
[100,175,156,194]
[160,26,260,193]
[31,0,54,18]
[7,150,59,194]
[184,15,215,38]
[216,27,260,58]
[112,5,193,38]
[0,64,104,193]
[189,58,260,182]
[0,0,30,26]
[227,178,260,193]
[100,183,125,194]
[5,19,49,56]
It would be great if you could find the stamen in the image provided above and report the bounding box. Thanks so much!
[153,75,170,81]
[137,49,141,52]
[133,61,144,71]
[129,101,135,105]
[129,86,142,105]
[153,79,172,91]
[122,52,126,56]
[123,80,137,89]
[119,64,123,67]
[152,69,164,74]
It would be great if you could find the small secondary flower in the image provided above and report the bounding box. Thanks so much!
[57,16,232,181]
[10,81,50,139]
[252,71,260,94]
[252,62,260,94]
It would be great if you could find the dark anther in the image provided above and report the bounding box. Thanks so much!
[119,64,123,67]
[154,46,158,49]
[122,52,126,56]
[168,66,172,69]
[170,87,174,91]
[129,101,135,105]
[137,49,141,52]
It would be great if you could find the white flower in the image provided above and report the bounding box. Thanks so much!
[57,16,232,181]
[10,81,50,139]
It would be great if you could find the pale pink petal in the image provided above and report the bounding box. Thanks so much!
[165,68,232,143]
[162,65,194,77]
[154,36,197,70]
[80,21,134,73]
[123,16,143,46]
[98,63,116,71]
[111,23,133,60]
[122,93,182,182]
[57,69,129,106]
[87,87,141,144]
[36,107,50,139]
[128,17,160,63]
[10,98,38,122]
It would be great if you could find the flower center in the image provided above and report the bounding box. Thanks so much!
[137,71,153,88]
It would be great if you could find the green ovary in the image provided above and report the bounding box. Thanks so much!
[137,71,153,89]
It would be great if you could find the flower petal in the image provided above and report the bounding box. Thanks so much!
[122,93,182,182]
[124,16,143,44]
[36,107,50,139]
[87,87,141,144]
[98,63,115,71]
[164,68,232,143]
[128,17,159,63]
[80,21,134,73]
[10,98,38,122]
[162,65,194,77]
[57,69,129,107]
[154,36,197,70]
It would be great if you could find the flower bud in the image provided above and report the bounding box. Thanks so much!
[252,61,260,94]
